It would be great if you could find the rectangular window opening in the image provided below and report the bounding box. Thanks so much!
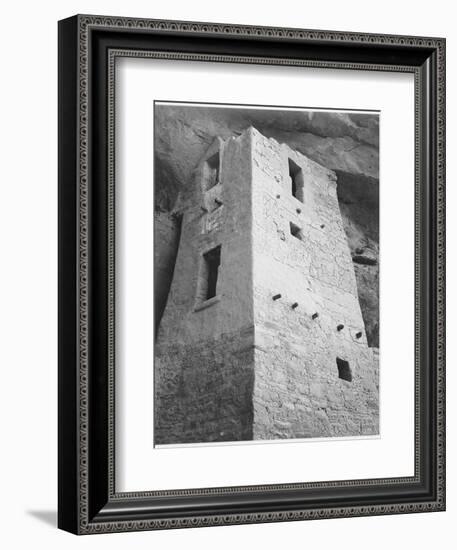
[288,158,304,203]
[198,245,221,302]
[336,358,352,382]
[290,222,303,241]
[204,152,220,190]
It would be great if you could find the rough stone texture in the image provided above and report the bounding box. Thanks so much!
[154,126,379,444]
[155,331,255,443]
[250,129,378,439]
[154,105,379,346]
[154,132,256,444]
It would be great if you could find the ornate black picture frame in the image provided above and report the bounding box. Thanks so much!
[58,14,445,534]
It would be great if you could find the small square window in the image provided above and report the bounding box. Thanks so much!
[336,358,352,382]
[290,222,303,241]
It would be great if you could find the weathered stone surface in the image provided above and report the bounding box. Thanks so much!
[155,131,256,444]
[154,126,379,444]
[154,105,379,346]
[250,129,378,440]
[155,332,255,444]
[154,212,182,333]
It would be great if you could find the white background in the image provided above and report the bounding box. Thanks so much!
[117,62,415,491]
[0,1,454,549]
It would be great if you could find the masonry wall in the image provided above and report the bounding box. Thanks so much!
[250,129,379,438]
[155,126,379,445]
[154,131,256,444]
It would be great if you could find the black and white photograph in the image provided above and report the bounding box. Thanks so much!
[0,0,450,543]
[154,102,380,446]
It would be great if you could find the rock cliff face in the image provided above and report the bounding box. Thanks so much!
[154,105,379,347]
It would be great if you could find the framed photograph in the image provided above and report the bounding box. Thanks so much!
[58,14,445,534]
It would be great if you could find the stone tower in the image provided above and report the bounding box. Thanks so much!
[154,126,379,445]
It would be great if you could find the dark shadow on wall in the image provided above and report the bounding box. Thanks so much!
[336,169,379,348]
[26,510,57,528]
[154,212,183,336]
